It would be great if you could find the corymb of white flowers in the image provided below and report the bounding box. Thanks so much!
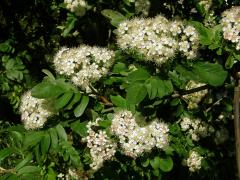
[116,15,199,65]
[53,45,115,92]
[85,118,117,171]
[186,151,203,172]
[221,6,240,50]
[110,110,169,158]
[180,116,214,141]
[64,0,88,16]
[20,91,53,130]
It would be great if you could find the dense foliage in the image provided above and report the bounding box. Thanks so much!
[0,0,240,179]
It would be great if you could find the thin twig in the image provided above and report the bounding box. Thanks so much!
[205,98,223,113]
[99,96,113,106]
[88,84,113,106]
[101,107,114,113]
[171,85,209,98]
[89,84,99,95]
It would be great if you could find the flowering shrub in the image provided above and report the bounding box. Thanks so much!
[0,0,239,179]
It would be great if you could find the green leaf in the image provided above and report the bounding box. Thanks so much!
[157,80,173,98]
[0,148,13,162]
[152,169,160,177]
[177,62,228,86]
[62,14,77,37]
[58,141,81,167]
[145,77,158,99]
[104,76,126,85]
[112,62,128,74]
[163,146,175,156]
[159,156,173,172]
[191,21,214,45]
[225,54,235,69]
[56,124,67,141]
[15,154,33,170]
[110,95,127,108]
[101,9,126,27]
[34,145,41,165]
[74,95,89,117]
[70,121,88,137]
[10,131,23,146]
[0,41,13,53]
[65,93,82,110]
[142,159,150,167]
[98,119,112,128]
[31,82,64,99]
[20,174,41,180]
[54,91,74,109]
[40,133,51,155]
[150,156,160,169]
[46,167,57,180]
[186,135,194,147]
[234,52,240,61]
[193,62,228,86]
[209,25,223,50]
[1,174,18,180]
[42,69,55,80]
[176,65,200,82]
[101,9,125,20]
[126,83,147,104]
[18,166,41,175]
[127,69,150,83]
[5,60,14,70]
[170,98,180,106]
[152,79,174,98]
[49,128,58,149]
[23,132,44,148]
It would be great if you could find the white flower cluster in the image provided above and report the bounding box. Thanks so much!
[221,6,240,50]
[117,15,199,65]
[53,45,115,92]
[19,91,52,130]
[183,80,208,109]
[186,151,203,172]
[180,116,214,141]
[64,0,88,16]
[85,118,117,171]
[110,110,169,158]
